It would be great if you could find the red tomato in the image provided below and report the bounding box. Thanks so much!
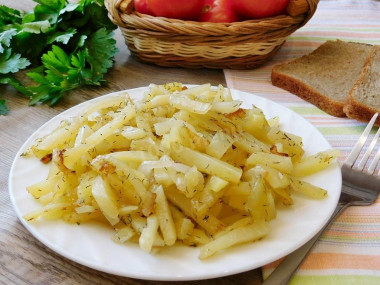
[147,0,204,20]
[135,0,151,14]
[232,0,289,19]
[198,0,238,23]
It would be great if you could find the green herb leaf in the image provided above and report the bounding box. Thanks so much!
[34,0,67,11]
[33,0,66,23]
[77,34,87,48]
[22,20,51,34]
[0,74,33,97]
[47,27,76,45]
[0,29,17,52]
[0,99,9,115]
[12,32,47,64]
[84,0,117,31]
[28,46,92,105]
[59,3,79,15]
[0,49,31,74]
[0,5,23,26]
[85,28,118,82]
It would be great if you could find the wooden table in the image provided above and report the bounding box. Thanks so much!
[0,1,262,284]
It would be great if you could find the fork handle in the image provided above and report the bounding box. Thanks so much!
[262,203,349,285]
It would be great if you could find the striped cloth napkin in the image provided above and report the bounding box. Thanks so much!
[224,0,380,284]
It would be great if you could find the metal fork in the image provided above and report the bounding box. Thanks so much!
[263,113,380,285]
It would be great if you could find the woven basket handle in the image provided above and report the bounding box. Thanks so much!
[291,0,319,26]
[118,0,133,14]
[288,0,311,16]
[110,0,317,17]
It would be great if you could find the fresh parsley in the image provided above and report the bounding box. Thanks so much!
[0,0,118,115]
[0,98,8,115]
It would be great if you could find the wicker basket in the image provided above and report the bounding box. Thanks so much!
[105,0,319,69]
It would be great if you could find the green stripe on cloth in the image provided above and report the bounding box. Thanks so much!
[317,126,367,135]
[289,107,327,115]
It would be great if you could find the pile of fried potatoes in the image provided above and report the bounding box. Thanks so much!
[23,83,339,259]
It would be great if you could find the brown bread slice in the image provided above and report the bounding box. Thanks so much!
[271,40,372,117]
[344,45,380,125]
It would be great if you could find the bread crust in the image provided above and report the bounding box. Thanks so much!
[343,99,380,126]
[271,67,346,117]
[344,46,380,126]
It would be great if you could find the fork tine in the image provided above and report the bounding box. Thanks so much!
[357,125,380,171]
[368,135,380,175]
[344,113,379,167]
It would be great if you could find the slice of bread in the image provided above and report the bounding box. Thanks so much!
[271,40,372,117]
[344,45,380,125]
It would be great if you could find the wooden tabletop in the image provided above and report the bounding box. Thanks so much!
[0,1,262,284]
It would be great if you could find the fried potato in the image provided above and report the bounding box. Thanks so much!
[139,214,159,253]
[171,144,242,184]
[291,149,340,177]
[246,152,293,174]
[267,127,304,161]
[289,176,328,199]
[24,83,338,260]
[206,132,234,159]
[153,185,177,246]
[92,175,119,226]
[23,203,72,222]
[199,220,269,259]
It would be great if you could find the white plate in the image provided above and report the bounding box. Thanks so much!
[9,86,341,281]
